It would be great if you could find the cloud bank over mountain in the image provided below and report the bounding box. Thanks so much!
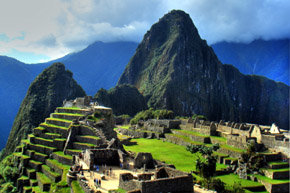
[0,0,289,62]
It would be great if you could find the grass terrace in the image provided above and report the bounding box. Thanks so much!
[53,151,73,160]
[124,138,227,172]
[254,174,290,184]
[216,174,263,188]
[46,117,72,123]
[57,107,81,110]
[41,123,69,130]
[71,180,85,193]
[173,129,209,137]
[37,172,52,184]
[53,112,84,116]
[166,133,204,145]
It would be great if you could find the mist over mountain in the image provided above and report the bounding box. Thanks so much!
[118,10,289,129]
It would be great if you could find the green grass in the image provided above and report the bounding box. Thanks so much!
[29,159,42,165]
[42,165,61,178]
[210,136,227,143]
[78,135,100,140]
[46,117,72,123]
[54,138,66,142]
[36,172,52,184]
[41,123,68,130]
[32,186,49,193]
[119,125,130,129]
[166,133,203,145]
[173,129,209,137]
[124,138,227,172]
[29,142,56,151]
[254,174,290,184]
[45,132,61,137]
[34,126,45,131]
[18,175,29,180]
[267,167,289,172]
[216,174,263,188]
[13,152,30,159]
[66,149,82,153]
[53,151,73,160]
[220,143,245,153]
[57,107,81,110]
[53,112,84,116]
[73,142,95,147]
[71,180,85,193]
[268,161,288,166]
[34,136,53,143]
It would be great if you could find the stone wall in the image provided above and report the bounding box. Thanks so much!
[140,175,193,193]
[91,149,120,166]
[145,119,181,129]
[262,135,290,156]
[119,168,193,193]
[134,152,155,169]
[226,135,248,149]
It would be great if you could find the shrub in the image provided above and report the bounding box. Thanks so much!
[130,108,175,124]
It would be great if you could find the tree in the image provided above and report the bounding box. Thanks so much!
[186,144,220,189]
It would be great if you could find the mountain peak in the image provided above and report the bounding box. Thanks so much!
[118,10,289,129]
[1,62,86,159]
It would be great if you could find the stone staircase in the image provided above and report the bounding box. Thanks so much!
[14,107,97,192]
[254,153,290,193]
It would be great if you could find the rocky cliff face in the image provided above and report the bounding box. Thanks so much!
[118,10,289,129]
[94,84,147,116]
[1,63,86,159]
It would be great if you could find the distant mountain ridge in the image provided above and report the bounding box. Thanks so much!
[118,10,289,129]
[212,39,289,85]
[0,41,137,149]
[0,29,289,150]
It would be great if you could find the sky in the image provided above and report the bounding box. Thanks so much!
[0,0,289,63]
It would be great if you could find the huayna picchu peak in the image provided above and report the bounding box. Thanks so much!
[1,63,86,160]
[118,10,289,129]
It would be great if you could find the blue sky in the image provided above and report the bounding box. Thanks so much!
[0,0,289,63]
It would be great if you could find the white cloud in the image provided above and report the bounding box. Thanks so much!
[0,0,289,63]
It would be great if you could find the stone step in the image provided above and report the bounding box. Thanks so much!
[52,151,73,165]
[30,179,38,187]
[55,107,91,115]
[263,168,290,179]
[33,127,45,136]
[36,172,52,192]
[26,168,36,180]
[40,123,68,138]
[33,151,49,163]
[17,176,30,190]
[51,113,84,121]
[23,186,32,193]
[45,118,72,128]
[261,152,282,162]
[41,165,61,183]
[28,160,43,172]
[28,142,56,155]
[65,149,83,156]
[38,132,61,140]
[72,142,96,150]
[268,162,289,169]
[30,136,54,148]
[75,135,101,145]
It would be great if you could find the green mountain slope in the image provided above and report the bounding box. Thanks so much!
[118,10,289,129]
[94,84,147,116]
[1,63,86,159]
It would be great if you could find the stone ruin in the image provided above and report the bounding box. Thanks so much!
[119,167,193,193]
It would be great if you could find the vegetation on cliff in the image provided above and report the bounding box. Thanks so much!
[118,10,289,129]
[94,84,147,116]
[1,63,86,160]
